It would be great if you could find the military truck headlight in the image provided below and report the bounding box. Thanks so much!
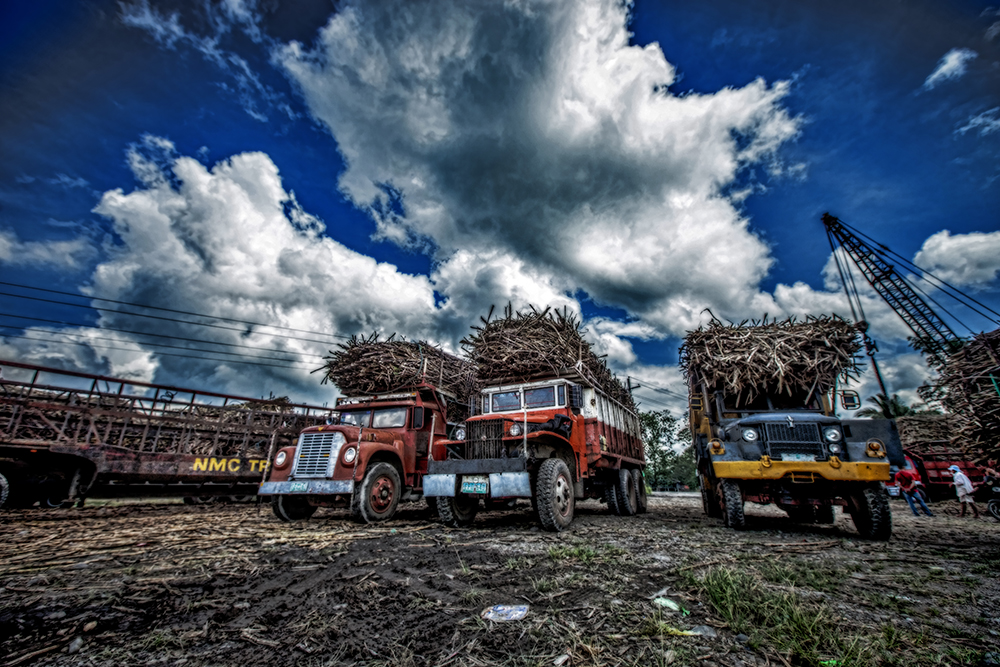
[454,425,466,441]
[343,446,357,464]
[509,423,522,437]
[742,428,758,442]
[828,442,843,455]
[824,428,842,442]
[274,451,287,467]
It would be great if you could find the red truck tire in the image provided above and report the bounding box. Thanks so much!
[631,469,648,514]
[536,458,574,532]
[614,468,637,516]
[352,462,401,524]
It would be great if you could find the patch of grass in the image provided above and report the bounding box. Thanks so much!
[530,576,558,594]
[698,566,894,667]
[459,588,487,604]
[504,556,530,570]
[548,545,598,564]
[756,559,844,593]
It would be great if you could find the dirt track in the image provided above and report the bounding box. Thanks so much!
[1,494,998,667]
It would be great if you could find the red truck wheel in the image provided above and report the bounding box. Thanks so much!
[614,468,637,516]
[632,469,648,514]
[536,458,575,532]
[352,463,401,524]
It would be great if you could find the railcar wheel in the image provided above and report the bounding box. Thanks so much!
[536,458,575,532]
[632,469,648,514]
[437,495,479,527]
[721,479,746,530]
[848,484,892,541]
[352,462,401,524]
[271,495,317,522]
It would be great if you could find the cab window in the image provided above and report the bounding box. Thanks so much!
[524,386,556,409]
[491,391,521,412]
[340,411,370,427]
[372,408,407,428]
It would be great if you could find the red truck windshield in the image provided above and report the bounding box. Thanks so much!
[339,408,408,428]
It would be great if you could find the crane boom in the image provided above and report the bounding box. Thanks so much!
[822,213,958,355]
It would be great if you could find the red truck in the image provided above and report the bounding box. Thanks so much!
[258,384,459,523]
[0,360,335,508]
[889,450,986,502]
[423,372,646,532]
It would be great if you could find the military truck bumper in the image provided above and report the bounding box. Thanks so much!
[711,459,889,482]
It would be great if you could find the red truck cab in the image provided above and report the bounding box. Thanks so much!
[259,384,456,523]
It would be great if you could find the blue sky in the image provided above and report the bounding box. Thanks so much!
[1,0,998,413]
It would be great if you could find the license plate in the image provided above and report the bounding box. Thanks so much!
[289,481,308,492]
[461,475,489,494]
[783,453,816,462]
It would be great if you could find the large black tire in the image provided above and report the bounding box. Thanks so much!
[700,475,722,519]
[721,479,745,530]
[351,462,401,524]
[183,496,215,505]
[848,484,892,541]
[987,499,1000,521]
[424,494,439,518]
[614,468,637,516]
[0,472,8,509]
[437,495,479,527]
[271,495,317,522]
[536,458,575,532]
[604,478,620,515]
[632,469,648,514]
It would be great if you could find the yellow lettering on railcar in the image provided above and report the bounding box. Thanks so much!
[193,458,208,472]
[191,457,267,473]
[208,458,227,472]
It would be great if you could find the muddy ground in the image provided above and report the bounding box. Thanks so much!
[1,494,997,667]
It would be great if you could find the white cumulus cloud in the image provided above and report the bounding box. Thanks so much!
[913,229,1000,287]
[0,228,94,269]
[923,48,978,90]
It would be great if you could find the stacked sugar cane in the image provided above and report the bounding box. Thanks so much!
[895,415,954,454]
[679,315,863,402]
[318,333,477,405]
[462,305,636,411]
[934,328,1000,463]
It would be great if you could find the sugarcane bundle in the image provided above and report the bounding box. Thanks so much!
[934,328,1000,463]
[318,333,476,403]
[679,315,863,402]
[896,415,953,454]
[463,305,636,410]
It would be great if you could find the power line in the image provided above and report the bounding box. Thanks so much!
[0,324,316,366]
[0,291,342,346]
[0,312,327,359]
[0,330,318,371]
[0,280,352,340]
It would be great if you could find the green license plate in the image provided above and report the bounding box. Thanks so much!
[289,481,308,492]
[461,475,488,494]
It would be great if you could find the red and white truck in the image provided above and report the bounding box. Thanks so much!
[259,384,460,523]
[423,371,646,531]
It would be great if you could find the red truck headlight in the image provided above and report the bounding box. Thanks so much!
[273,448,293,469]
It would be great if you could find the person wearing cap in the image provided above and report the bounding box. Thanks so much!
[896,468,933,517]
[949,465,979,518]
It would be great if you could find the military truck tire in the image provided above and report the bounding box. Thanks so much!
[352,462,401,523]
[700,475,722,519]
[536,458,575,532]
[271,495,317,522]
[437,495,479,527]
[614,468,637,516]
[721,479,746,530]
[0,472,9,509]
[848,484,892,541]
[988,499,1000,521]
[425,494,439,517]
[632,469,648,514]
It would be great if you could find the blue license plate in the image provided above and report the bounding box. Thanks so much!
[461,475,488,494]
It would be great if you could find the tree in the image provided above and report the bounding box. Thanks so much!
[856,393,941,419]
[640,410,696,491]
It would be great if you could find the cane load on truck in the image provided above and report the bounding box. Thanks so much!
[682,316,903,540]
[261,335,475,523]
[424,306,646,532]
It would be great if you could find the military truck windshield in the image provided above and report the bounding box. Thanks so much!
[372,408,407,428]
[524,386,556,409]
[722,390,821,413]
[491,391,521,412]
[340,411,371,427]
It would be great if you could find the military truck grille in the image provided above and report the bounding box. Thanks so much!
[292,432,343,478]
[765,423,823,458]
[465,419,505,459]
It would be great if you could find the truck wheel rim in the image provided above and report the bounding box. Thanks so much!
[370,476,395,513]
[554,475,571,516]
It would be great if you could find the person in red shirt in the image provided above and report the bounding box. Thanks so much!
[896,468,934,517]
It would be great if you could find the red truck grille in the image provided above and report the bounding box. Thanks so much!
[465,419,505,459]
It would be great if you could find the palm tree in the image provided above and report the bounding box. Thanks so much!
[855,393,940,419]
